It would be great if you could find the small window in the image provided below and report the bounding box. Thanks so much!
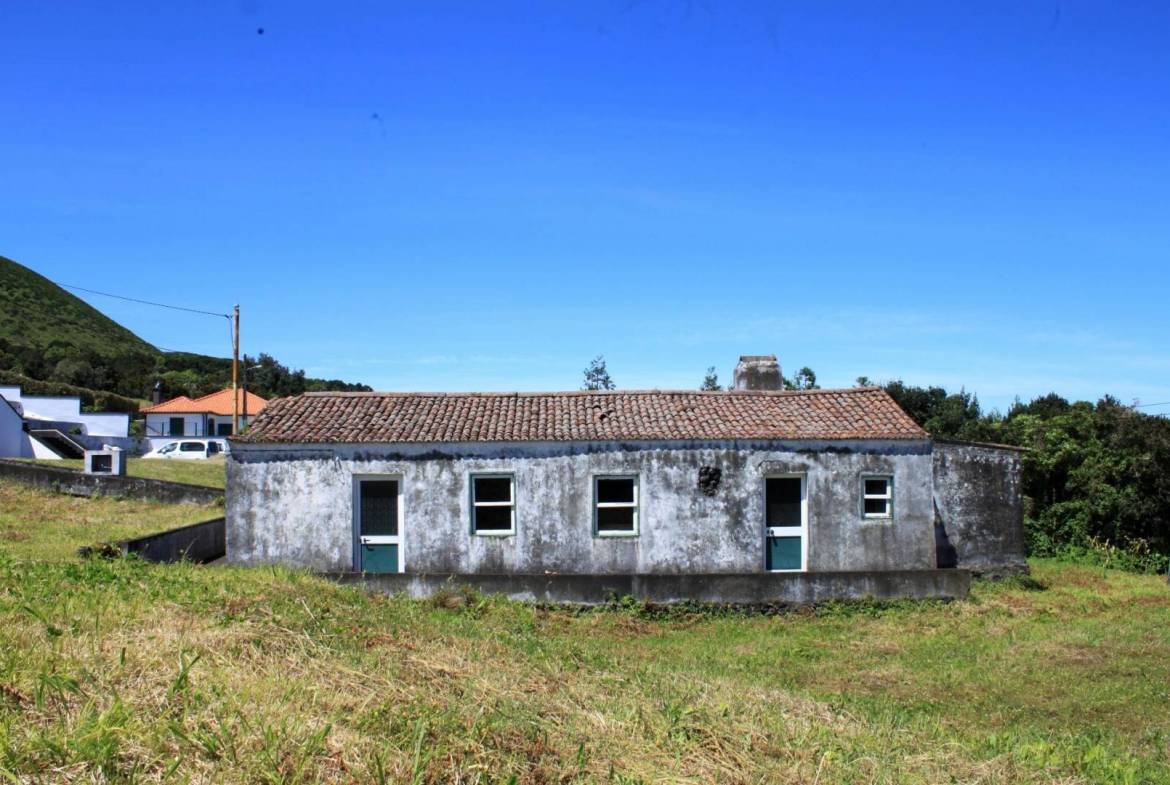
[471,474,515,535]
[594,476,638,536]
[180,442,205,453]
[207,441,220,455]
[862,476,893,519]
[159,443,177,454]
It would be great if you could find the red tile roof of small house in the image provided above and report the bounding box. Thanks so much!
[141,389,269,417]
[235,387,928,444]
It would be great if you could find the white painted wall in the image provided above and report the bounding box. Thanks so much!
[0,397,23,457]
[146,412,256,438]
[0,386,128,439]
[23,433,62,459]
[145,413,204,437]
[19,396,81,421]
[76,413,129,438]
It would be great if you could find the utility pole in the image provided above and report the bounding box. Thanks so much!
[232,304,240,435]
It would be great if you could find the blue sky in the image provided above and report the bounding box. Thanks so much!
[1,1,1168,413]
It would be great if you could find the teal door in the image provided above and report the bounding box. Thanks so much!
[766,536,802,571]
[765,476,806,572]
[357,479,401,573]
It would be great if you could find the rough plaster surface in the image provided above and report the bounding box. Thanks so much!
[932,442,1027,575]
[226,439,937,574]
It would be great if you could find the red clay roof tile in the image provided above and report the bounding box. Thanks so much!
[237,387,927,444]
[142,388,269,416]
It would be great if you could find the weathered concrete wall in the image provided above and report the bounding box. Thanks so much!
[118,517,225,563]
[336,569,971,604]
[0,459,223,506]
[227,439,936,574]
[932,441,1027,576]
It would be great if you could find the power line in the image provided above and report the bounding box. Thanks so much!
[1135,401,1170,408]
[56,282,230,319]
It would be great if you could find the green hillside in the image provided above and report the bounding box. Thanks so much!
[0,254,369,401]
[0,255,160,396]
[0,255,158,358]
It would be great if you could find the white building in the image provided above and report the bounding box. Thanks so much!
[142,388,268,448]
[0,384,131,458]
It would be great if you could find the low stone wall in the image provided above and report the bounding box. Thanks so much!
[117,517,225,564]
[333,569,971,605]
[0,458,222,506]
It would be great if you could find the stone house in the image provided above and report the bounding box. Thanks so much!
[225,356,1025,603]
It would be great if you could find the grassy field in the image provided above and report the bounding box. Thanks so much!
[0,485,1168,783]
[16,457,226,489]
[0,481,222,562]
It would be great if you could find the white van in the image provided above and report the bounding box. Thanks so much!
[143,438,228,460]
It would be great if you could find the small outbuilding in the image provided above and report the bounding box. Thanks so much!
[226,356,1025,604]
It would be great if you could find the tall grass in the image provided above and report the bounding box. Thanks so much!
[0,555,1166,783]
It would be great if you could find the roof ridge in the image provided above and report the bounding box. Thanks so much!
[298,386,884,399]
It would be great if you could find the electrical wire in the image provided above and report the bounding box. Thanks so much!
[55,282,230,318]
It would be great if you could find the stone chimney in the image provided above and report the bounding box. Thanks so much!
[152,380,163,406]
[732,355,782,391]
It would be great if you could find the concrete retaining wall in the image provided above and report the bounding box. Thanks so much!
[335,568,971,605]
[0,458,223,506]
[116,517,225,563]
[932,441,1027,576]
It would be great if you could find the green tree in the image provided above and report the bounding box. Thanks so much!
[700,366,721,391]
[582,355,615,391]
[784,366,819,391]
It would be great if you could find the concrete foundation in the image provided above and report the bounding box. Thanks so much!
[334,568,971,605]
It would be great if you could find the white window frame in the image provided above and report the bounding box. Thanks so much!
[593,475,639,538]
[861,475,894,520]
[765,473,808,573]
[470,473,516,536]
[352,474,405,573]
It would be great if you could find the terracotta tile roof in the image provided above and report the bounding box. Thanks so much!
[237,387,928,445]
[142,388,269,417]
